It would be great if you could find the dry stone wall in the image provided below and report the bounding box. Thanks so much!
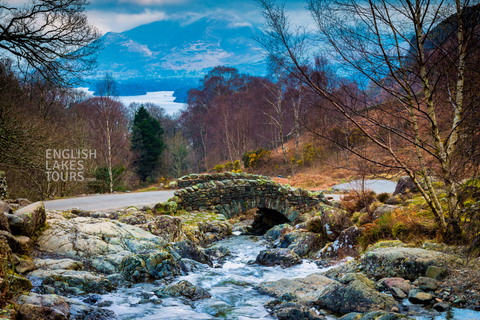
[169,172,272,189]
[172,179,327,221]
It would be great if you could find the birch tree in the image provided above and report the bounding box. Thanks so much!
[256,0,480,236]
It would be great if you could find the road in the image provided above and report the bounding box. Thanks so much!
[44,190,175,212]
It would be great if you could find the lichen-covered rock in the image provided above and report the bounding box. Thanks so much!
[14,293,70,320]
[139,215,183,242]
[264,223,292,241]
[34,258,84,271]
[154,280,211,301]
[169,240,211,265]
[28,269,114,294]
[413,277,438,291]
[320,206,351,241]
[256,273,335,304]
[10,202,46,236]
[15,256,35,274]
[408,288,433,304]
[186,221,232,246]
[425,265,448,281]
[255,248,302,267]
[119,212,155,225]
[314,226,361,259]
[63,297,118,320]
[277,231,324,257]
[0,231,33,255]
[360,247,452,280]
[339,311,413,319]
[119,249,180,281]
[316,273,397,314]
[204,245,230,261]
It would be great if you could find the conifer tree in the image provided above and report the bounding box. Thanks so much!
[131,106,165,181]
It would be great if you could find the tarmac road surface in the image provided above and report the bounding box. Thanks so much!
[44,190,175,212]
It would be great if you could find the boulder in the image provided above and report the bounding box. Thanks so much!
[118,212,155,225]
[15,198,32,207]
[413,277,438,291]
[408,288,433,304]
[360,247,451,280]
[0,213,10,234]
[10,202,46,236]
[0,231,32,255]
[316,273,398,314]
[255,248,302,267]
[63,297,118,320]
[139,215,183,242]
[315,226,361,259]
[264,223,292,241]
[119,249,180,281]
[14,293,70,320]
[277,231,324,257]
[392,177,419,196]
[169,240,211,265]
[34,258,84,271]
[377,278,412,299]
[15,257,35,274]
[154,280,211,301]
[256,273,335,304]
[425,265,448,281]
[28,269,114,295]
[339,311,413,320]
[320,206,351,241]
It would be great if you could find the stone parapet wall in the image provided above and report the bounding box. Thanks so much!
[171,172,272,189]
[0,171,7,200]
[172,179,327,221]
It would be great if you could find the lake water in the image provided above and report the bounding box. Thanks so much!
[77,88,186,115]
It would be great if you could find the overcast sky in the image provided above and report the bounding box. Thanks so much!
[85,0,311,34]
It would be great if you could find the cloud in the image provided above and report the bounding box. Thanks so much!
[86,9,168,33]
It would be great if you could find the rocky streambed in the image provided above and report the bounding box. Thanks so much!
[1,198,480,320]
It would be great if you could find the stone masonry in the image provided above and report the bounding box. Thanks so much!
[172,179,327,221]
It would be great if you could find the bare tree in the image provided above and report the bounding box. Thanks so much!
[0,0,100,86]
[256,0,480,236]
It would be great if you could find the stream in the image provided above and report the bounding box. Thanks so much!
[73,233,480,320]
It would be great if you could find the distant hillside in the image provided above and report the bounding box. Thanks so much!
[87,13,267,94]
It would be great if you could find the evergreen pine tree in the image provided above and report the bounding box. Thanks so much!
[131,106,165,181]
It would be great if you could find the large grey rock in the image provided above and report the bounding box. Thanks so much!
[320,206,351,241]
[408,288,433,304]
[255,248,301,267]
[36,216,167,275]
[316,273,397,314]
[264,223,292,241]
[413,277,438,291]
[28,269,114,294]
[339,311,413,319]
[10,202,46,236]
[34,258,84,271]
[63,297,118,320]
[277,231,324,257]
[314,226,361,259]
[360,247,452,280]
[256,273,335,304]
[14,293,70,320]
[154,280,211,301]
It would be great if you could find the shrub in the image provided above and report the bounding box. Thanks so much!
[341,189,377,215]
[233,160,241,171]
[214,164,224,173]
[225,162,234,171]
[242,148,271,168]
[377,192,390,203]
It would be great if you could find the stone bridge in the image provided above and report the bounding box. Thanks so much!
[171,178,327,222]
[168,172,272,189]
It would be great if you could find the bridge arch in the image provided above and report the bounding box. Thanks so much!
[172,179,327,222]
